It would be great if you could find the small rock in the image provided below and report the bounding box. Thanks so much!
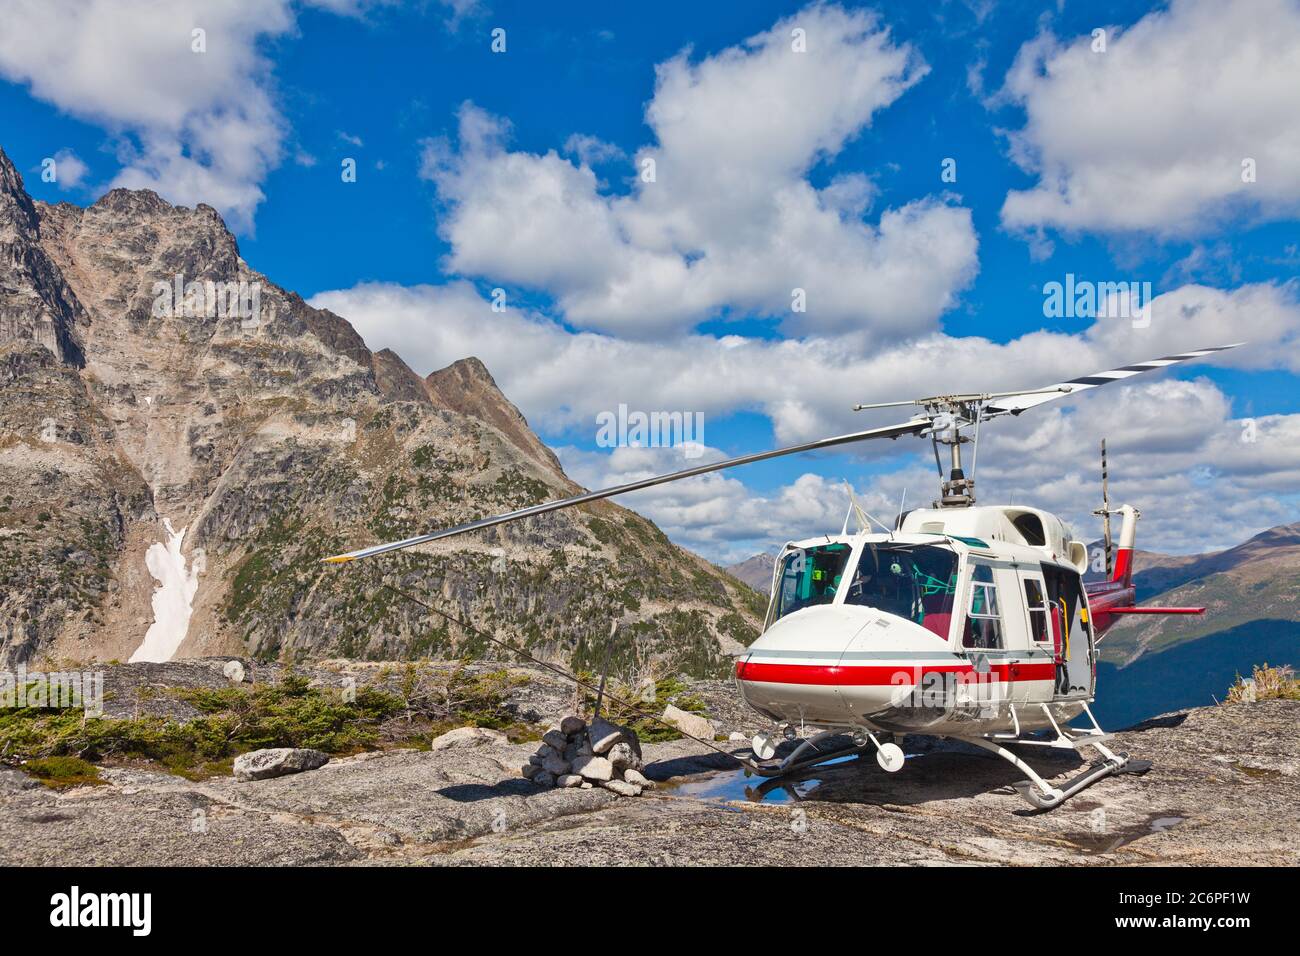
[560,715,586,736]
[233,748,329,782]
[729,732,747,742]
[521,763,541,779]
[533,771,556,788]
[622,768,651,789]
[541,729,568,751]
[556,774,583,788]
[573,754,614,782]
[608,741,641,771]
[542,753,571,776]
[601,778,642,797]
[588,716,631,755]
[528,753,545,767]
[662,704,716,741]
[428,726,508,752]
[580,782,593,789]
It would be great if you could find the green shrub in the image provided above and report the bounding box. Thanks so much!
[22,756,104,788]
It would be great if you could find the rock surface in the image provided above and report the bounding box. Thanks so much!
[3,695,1295,866]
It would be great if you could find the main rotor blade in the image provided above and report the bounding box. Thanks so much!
[324,416,932,563]
[984,343,1243,416]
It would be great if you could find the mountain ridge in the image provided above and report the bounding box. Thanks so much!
[0,145,762,673]
[1092,521,1300,665]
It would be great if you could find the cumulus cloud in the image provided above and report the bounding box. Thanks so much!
[419,4,979,339]
[311,278,1300,559]
[562,133,625,167]
[310,278,1300,441]
[554,376,1300,562]
[45,148,88,190]
[997,0,1300,238]
[0,0,461,232]
[555,443,926,563]
[0,0,304,232]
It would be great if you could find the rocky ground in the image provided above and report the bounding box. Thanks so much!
[1,660,1296,866]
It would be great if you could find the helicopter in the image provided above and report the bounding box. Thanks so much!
[325,343,1239,809]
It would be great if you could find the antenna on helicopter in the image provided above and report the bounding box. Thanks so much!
[1092,438,1115,576]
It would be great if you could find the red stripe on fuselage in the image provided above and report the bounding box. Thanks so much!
[735,660,1055,686]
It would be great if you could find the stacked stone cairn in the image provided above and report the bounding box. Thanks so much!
[521,714,652,796]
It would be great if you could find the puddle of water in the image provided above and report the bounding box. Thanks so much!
[660,754,863,805]
[1074,813,1186,855]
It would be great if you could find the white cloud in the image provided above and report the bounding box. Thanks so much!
[420,4,980,339]
[554,376,1300,562]
[562,133,624,167]
[555,443,923,563]
[47,148,88,190]
[0,0,303,232]
[0,0,460,232]
[998,0,1300,238]
[311,277,1300,559]
[311,278,1300,441]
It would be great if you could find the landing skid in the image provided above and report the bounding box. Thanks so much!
[742,704,1142,811]
[955,702,1141,810]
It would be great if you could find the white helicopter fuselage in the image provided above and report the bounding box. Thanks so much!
[735,505,1103,738]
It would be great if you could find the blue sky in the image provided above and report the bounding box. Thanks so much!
[4,0,1299,561]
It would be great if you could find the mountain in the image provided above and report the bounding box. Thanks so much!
[1090,522,1300,665]
[724,553,776,594]
[0,146,763,674]
[1091,621,1300,729]
[1081,522,1300,727]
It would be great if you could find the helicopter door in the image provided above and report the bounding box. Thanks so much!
[1015,571,1055,705]
[1042,565,1092,700]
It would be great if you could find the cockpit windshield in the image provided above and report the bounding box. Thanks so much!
[843,543,959,637]
[772,543,851,621]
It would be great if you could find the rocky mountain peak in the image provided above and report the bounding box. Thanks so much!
[425,356,566,477]
[0,146,86,366]
[0,149,761,671]
[0,146,39,240]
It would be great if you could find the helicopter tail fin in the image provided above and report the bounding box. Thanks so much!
[1112,504,1140,587]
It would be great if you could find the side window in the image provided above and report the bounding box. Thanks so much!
[963,563,1003,649]
[1024,578,1050,643]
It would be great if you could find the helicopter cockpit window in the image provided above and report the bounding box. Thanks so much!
[843,544,959,637]
[963,563,1004,649]
[774,544,851,621]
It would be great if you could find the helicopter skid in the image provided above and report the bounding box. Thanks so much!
[739,702,1134,811]
[957,731,1131,810]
